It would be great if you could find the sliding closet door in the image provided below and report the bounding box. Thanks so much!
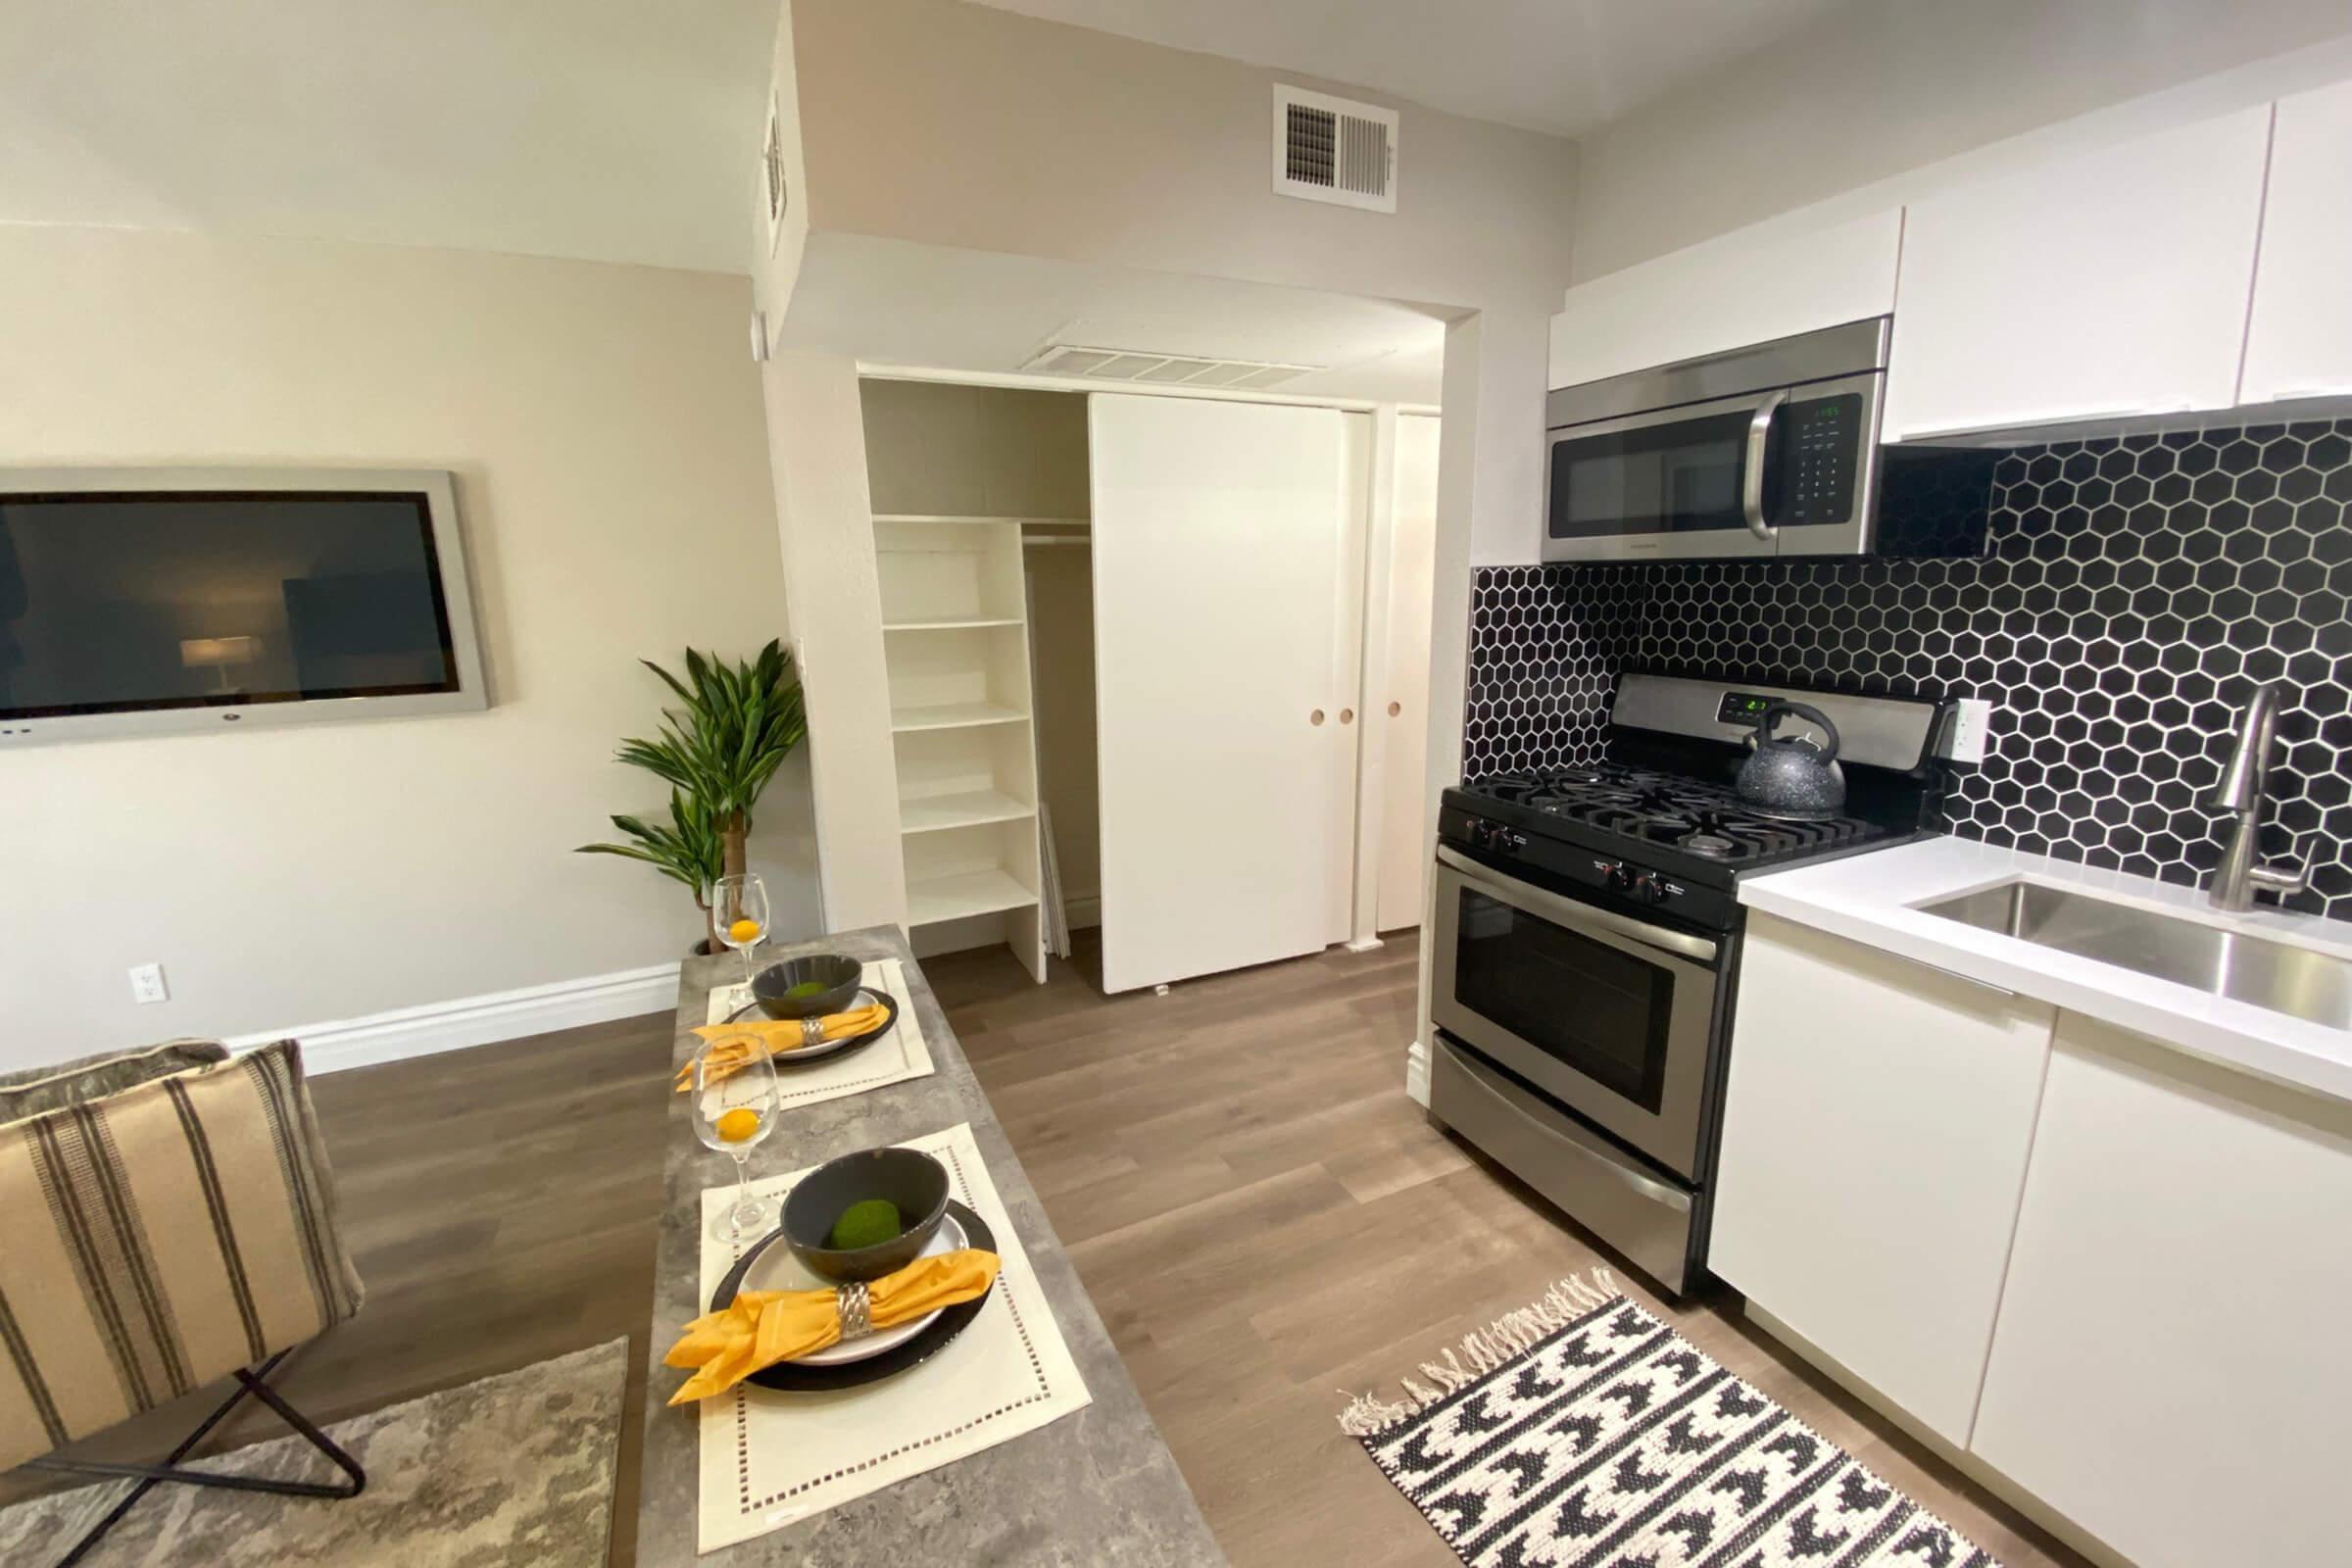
[1089,393,1346,993]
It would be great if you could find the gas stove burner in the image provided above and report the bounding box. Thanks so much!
[1456,761,1885,871]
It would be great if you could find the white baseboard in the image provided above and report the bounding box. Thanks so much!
[1404,1037,1431,1107]
[1064,894,1102,931]
[226,961,682,1075]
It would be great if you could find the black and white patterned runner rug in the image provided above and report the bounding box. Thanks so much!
[1339,1273,1999,1568]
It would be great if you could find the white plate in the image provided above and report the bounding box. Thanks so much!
[740,1212,965,1366]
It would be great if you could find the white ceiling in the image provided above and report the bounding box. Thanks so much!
[784,234,1453,405]
[0,0,777,272]
[962,0,1850,137]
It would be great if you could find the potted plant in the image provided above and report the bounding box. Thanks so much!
[578,639,807,951]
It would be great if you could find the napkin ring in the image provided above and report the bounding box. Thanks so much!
[836,1282,872,1341]
[800,1017,826,1047]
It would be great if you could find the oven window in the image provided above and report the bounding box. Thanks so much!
[1547,409,1767,540]
[1453,888,1674,1111]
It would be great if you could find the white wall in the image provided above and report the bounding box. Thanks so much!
[0,225,808,1067]
[1571,0,2352,280]
[751,0,812,331]
[1,0,777,274]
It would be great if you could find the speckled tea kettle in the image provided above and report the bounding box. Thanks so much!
[1736,702,1846,820]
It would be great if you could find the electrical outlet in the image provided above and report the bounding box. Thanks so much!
[1947,699,1993,764]
[128,962,169,1004]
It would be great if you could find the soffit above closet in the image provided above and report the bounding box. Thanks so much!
[784,231,1452,406]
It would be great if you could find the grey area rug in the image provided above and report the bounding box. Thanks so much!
[1340,1274,1998,1568]
[0,1339,628,1568]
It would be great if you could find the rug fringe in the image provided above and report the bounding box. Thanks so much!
[1336,1267,1619,1438]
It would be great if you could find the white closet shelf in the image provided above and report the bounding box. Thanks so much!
[906,868,1039,925]
[882,616,1026,631]
[873,514,1089,526]
[899,789,1037,834]
[889,700,1030,733]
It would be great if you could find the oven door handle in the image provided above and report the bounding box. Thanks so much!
[1740,389,1787,544]
[1437,846,1719,964]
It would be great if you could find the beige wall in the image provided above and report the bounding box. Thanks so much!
[0,225,808,1065]
[1572,0,2352,281]
[858,381,1090,518]
[788,0,1574,569]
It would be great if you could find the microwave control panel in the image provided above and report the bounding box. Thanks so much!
[1781,393,1861,525]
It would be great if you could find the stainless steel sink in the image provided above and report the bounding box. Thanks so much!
[1915,879,2352,1030]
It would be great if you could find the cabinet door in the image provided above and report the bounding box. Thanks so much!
[1551,208,1901,390]
[1711,914,2054,1446]
[2240,79,2352,406]
[1883,107,2272,441]
[1087,394,1348,993]
[1972,1015,2352,1568]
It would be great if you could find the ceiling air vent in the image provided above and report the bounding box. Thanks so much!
[1021,343,1322,390]
[1272,85,1396,214]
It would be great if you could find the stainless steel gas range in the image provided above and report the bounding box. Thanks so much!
[1428,673,1953,1298]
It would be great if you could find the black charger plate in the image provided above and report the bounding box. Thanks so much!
[720,988,899,1067]
[710,1200,996,1393]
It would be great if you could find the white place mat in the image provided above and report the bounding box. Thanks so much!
[692,1121,1093,1553]
[703,958,935,1109]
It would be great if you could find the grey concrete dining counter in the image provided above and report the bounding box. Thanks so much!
[633,924,1222,1566]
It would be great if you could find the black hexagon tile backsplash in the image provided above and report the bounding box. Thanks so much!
[1465,418,2352,921]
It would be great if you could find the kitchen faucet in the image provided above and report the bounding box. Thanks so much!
[2206,681,2309,911]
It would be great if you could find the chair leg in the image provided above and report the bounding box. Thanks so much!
[27,1348,365,1567]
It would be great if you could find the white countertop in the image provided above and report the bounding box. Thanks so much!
[1740,835,2352,1106]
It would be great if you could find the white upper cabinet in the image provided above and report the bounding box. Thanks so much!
[2240,78,2352,407]
[1710,914,2054,1447]
[1550,208,1901,390]
[1883,106,2273,441]
[1972,1014,2352,1568]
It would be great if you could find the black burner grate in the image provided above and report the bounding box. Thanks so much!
[1464,765,1881,864]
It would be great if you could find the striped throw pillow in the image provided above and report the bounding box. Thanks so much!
[0,1041,365,1472]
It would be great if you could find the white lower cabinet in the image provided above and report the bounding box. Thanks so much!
[1712,914,2055,1446]
[1969,1014,2352,1568]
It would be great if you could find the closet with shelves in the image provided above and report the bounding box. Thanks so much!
[859,380,1096,981]
[849,374,1438,993]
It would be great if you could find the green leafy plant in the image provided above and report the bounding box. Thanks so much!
[576,639,807,930]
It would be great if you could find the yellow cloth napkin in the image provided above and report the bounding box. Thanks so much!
[664,1248,1002,1403]
[675,1004,890,1092]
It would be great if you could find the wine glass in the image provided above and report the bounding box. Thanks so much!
[692,1035,780,1242]
[711,872,770,988]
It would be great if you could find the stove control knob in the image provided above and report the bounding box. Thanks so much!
[1632,872,1668,906]
[1604,861,1633,893]
[1470,818,1496,850]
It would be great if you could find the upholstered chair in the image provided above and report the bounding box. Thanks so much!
[0,1039,367,1565]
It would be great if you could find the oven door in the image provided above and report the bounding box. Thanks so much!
[1542,390,1785,564]
[1431,847,1719,1180]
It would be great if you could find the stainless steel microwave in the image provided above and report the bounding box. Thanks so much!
[1545,316,1918,563]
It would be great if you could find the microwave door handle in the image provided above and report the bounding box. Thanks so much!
[1740,389,1787,544]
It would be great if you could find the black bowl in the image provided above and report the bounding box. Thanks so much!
[782,1147,951,1283]
[752,954,864,1020]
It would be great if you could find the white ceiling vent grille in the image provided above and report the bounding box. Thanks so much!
[1272,85,1396,213]
[1020,342,1322,390]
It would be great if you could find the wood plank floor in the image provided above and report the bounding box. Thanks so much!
[926,932,2087,1568]
[4,934,2085,1567]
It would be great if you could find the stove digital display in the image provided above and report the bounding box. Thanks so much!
[1716,691,1776,725]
